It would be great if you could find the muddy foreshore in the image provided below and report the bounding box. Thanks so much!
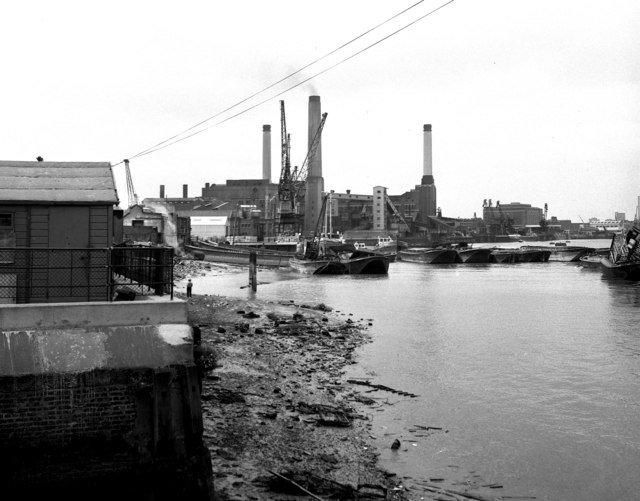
[176,259,411,500]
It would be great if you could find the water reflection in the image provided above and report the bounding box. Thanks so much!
[191,258,640,501]
[602,275,640,307]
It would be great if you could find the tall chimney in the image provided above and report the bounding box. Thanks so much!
[304,96,325,234]
[183,184,188,198]
[421,124,434,185]
[262,124,271,181]
[308,96,323,178]
[160,185,165,198]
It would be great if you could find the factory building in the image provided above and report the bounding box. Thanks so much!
[388,124,438,225]
[146,105,443,243]
[325,191,373,233]
[201,179,279,215]
[324,123,439,238]
[483,202,543,230]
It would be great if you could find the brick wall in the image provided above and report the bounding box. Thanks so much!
[0,364,213,499]
[0,369,145,448]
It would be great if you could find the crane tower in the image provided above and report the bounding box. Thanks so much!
[124,159,138,208]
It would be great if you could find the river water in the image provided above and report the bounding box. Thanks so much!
[188,239,640,501]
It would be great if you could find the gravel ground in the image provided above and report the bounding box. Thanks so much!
[176,259,413,500]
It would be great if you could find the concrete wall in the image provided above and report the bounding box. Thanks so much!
[0,300,213,499]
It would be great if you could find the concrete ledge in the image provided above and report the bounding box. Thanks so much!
[0,300,188,330]
[0,300,193,376]
[0,324,194,376]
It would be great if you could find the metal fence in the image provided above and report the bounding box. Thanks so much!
[111,246,174,298]
[0,246,173,304]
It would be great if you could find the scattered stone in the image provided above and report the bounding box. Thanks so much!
[391,439,401,450]
[182,291,402,500]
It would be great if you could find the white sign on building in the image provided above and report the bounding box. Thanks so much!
[190,216,228,239]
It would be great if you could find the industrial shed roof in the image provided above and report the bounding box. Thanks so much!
[0,161,119,204]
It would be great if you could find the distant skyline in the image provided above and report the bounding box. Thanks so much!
[2,0,639,221]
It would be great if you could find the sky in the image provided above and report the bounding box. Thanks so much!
[2,0,639,222]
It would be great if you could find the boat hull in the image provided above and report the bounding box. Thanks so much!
[490,249,519,263]
[340,254,390,274]
[578,255,603,268]
[289,257,346,275]
[490,248,550,263]
[519,249,551,262]
[457,248,492,263]
[599,257,640,280]
[186,244,292,267]
[398,248,460,264]
[522,245,593,262]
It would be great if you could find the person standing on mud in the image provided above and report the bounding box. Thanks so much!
[186,279,193,298]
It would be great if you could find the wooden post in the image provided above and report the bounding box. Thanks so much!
[249,251,257,291]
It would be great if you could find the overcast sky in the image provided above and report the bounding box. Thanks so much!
[3,0,639,221]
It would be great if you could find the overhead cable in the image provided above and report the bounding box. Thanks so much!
[118,0,455,164]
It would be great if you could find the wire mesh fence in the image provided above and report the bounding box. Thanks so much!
[0,246,173,304]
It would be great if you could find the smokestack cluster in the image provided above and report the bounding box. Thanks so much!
[262,124,271,181]
[421,124,434,185]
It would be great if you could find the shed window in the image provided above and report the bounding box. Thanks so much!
[0,213,12,228]
[0,213,15,263]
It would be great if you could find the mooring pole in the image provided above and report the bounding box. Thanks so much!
[249,251,257,291]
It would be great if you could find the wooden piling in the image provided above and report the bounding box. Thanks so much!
[249,251,257,291]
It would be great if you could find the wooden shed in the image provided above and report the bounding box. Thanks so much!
[0,160,120,303]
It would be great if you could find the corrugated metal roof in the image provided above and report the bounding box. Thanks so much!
[0,160,119,204]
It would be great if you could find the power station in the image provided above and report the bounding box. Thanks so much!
[127,95,631,247]
[139,95,443,243]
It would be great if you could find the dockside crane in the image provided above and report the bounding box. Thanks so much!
[385,194,409,229]
[290,111,328,209]
[277,100,294,212]
[276,99,328,214]
[124,159,138,208]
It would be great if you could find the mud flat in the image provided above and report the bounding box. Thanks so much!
[177,260,412,500]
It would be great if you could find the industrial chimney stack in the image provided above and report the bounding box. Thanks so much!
[421,124,434,185]
[304,96,325,234]
[416,123,437,219]
[183,184,188,198]
[262,125,271,181]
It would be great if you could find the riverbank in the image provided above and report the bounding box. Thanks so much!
[177,261,410,500]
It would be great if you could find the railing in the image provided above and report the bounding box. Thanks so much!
[0,246,173,304]
[111,246,174,298]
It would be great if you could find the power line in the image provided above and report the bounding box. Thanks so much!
[119,0,455,164]
[121,0,430,165]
